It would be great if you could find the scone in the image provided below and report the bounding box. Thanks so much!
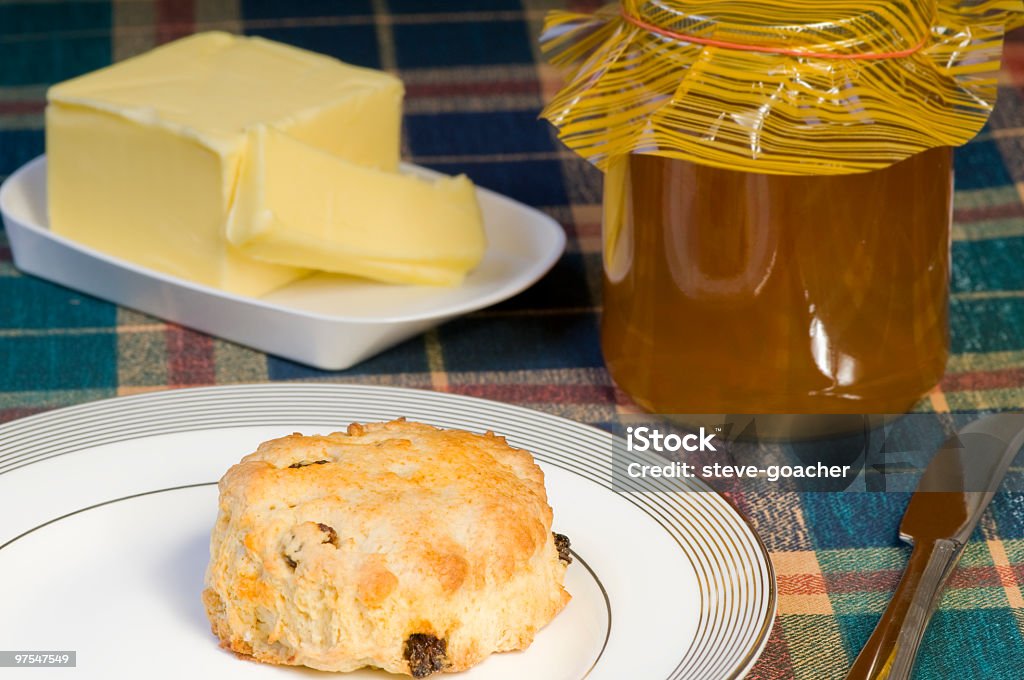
[203,419,572,677]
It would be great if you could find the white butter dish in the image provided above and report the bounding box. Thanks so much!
[0,156,565,370]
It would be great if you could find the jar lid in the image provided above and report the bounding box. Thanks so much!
[541,0,1024,175]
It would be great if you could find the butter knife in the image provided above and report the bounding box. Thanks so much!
[846,413,1024,680]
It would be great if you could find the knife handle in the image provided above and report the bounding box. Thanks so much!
[846,537,961,680]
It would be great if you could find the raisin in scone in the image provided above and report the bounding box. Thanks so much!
[203,419,572,677]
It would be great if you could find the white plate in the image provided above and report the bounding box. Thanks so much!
[0,157,565,370]
[0,384,775,680]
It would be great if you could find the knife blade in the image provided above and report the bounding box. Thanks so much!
[846,413,1024,680]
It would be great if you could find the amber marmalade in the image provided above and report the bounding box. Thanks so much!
[601,148,952,413]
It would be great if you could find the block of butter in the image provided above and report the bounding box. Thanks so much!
[227,125,485,286]
[46,32,448,297]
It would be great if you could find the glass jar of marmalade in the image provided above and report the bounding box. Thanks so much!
[601,148,952,413]
[541,2,1022,414]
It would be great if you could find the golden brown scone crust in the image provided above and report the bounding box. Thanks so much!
[203,419,571,676]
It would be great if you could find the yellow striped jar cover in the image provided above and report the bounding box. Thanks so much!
[540,0,1024,175]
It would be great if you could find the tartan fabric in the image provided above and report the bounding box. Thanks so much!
[2,1,1024,677]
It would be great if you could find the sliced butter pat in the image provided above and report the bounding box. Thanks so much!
[46,32,403,297]
[227,125,486,286]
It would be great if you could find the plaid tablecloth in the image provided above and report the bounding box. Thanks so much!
[2,2,1024,678]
